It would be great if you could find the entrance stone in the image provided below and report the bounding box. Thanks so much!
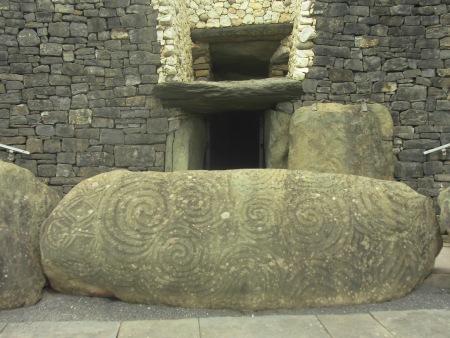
[41,169,440,310]
[288,103,394,180]
[0,161,60,310]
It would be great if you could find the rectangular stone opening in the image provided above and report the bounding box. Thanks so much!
[205,111,264,170]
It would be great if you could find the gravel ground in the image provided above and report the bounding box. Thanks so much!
[0,282,449,323]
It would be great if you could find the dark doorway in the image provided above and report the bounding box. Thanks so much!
[205,111,264,170]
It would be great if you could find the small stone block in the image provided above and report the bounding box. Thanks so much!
[200,316,330,338]
[118,319,199,338]
[371,310,450,338]
[318,314,394,338]
[0,321,120,338]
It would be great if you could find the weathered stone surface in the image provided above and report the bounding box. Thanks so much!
[0,161,60,310]
[153,78,304,114]
[437,187,450,234]
[167,117,206,172]
[264,110,290,169]
[40,169,440,310]
[288,103,394,180]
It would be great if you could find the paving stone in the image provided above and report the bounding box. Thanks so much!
[371,310,450,338]
[0,321,120,338]
[200,315,330,338]
[318,313,394,338]
[118,319,199,338]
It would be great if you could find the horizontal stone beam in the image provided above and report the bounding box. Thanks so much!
[153,78,303,113]
[191,24,293,43]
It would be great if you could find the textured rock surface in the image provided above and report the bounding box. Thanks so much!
[153,78,304,113]
[288,103,394,180]
[0,161,61,310]
[437,187,450,234]
[264,110,291,169]
[41,169,440,310]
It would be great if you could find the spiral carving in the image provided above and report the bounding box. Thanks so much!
[98,175,168,262]
[40,169,439,310]
[169,173,229,229]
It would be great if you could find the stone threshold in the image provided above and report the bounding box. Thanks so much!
[153,78,303,114]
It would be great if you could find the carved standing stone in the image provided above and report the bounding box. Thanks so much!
[41,169,440,310]
[288,103,394,180]
[0,161,60,310]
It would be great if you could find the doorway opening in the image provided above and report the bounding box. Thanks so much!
[205,111,265,170]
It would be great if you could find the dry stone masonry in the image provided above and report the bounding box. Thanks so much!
[41,169,441,310]
[0,0,448,219]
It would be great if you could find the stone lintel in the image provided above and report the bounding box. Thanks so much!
[153,78,303,114]
[191,24,293,43]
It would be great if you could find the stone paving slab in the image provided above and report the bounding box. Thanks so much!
[0,321,120,338]
[118,318,199,338]
[0,324,5,334]
[318,313,394,338]
[199,315,331,338]
[372,310,450,338]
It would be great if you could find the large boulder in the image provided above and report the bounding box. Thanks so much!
[437,187,450,234]
[288,103,394,180]
[0,161,60,310]
[41,169,440,310]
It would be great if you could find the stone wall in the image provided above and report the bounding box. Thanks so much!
[153,0,315,82]
[0,0,166,195]
[298,0,450,213]
[0,0,449,216]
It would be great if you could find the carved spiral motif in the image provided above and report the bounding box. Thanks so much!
[169,173,228,229]
[145,226,215,296]
[98,175,169,262]
[237,196,282,241]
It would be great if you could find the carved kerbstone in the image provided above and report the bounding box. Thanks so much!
[41,169,440,310]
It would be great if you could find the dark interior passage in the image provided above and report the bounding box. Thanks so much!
[206,111,263,170]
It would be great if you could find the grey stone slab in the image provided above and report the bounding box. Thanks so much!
[371,310,450,338]
[0,324,5,333]
[318,313,394,338]
[199,315,330,338]
[118,319,200,338]
[0,321,120,338]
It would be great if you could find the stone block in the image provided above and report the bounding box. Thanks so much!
[35,125,55,137]
[147,118,168,134]
[400,109,428,125]
[264,110,290,169]
[288,103,394,180]
[100,129,124,145]
[77,152,114,166]
[438,187,450,233]
[61,139,90,153]
[44,139,61,153]
[114,145,155,167]
[40,169,440,310]
[37,164,57,177]
[398,149,426,162]
[329,69,354,82]
[424,161,443,175]
[69,109,92,125]
[40,43,62,56]
[0,163,59,310]
[395,162,423,178]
